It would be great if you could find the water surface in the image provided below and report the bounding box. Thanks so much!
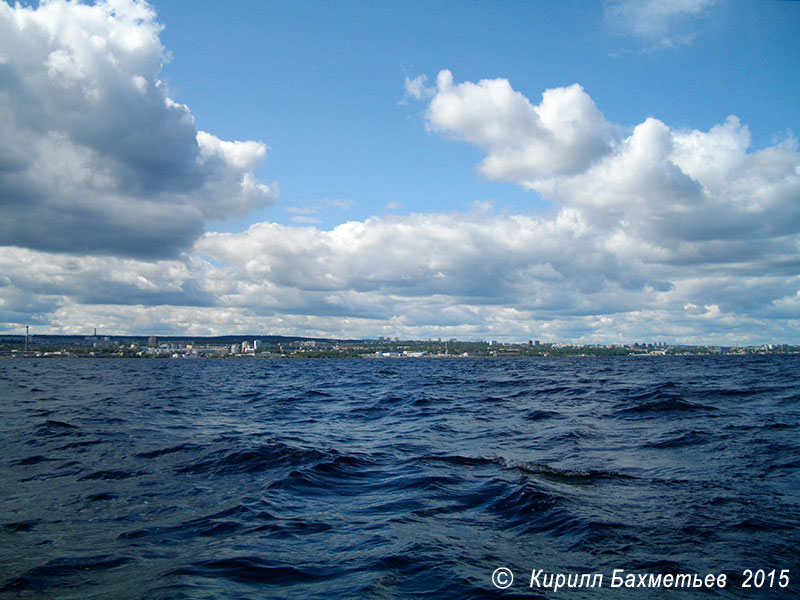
[1,356,798,598]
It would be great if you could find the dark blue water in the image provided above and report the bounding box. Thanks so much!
[1,356,799,599]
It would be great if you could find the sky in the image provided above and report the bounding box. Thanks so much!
[1,0,799,344]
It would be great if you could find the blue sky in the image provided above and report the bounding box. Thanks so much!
[153,0,800,231]
[1,0,799,343]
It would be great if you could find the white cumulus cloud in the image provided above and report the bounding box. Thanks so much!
[426,70,618,185]
[417,71,800,274]
[0,0,276,258]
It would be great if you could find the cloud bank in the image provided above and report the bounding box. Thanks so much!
[0,0,275,258]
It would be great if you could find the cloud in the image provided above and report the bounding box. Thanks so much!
[1,61,798,344]
[417,71,800,272]
[605,0,717,48]
[426,71,619,184]
[542,116,800,270]
[2,200,798,342]
[403,74,433,101]
[283,197,354,225]
[195,213,647,303]
[0,247,213,310]
[0,0,275,258]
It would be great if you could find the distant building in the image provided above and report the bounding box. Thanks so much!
[148,336,157,347]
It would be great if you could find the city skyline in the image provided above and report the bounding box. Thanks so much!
[1,0,799,344]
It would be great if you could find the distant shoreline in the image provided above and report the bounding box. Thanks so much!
[2,333,797,360]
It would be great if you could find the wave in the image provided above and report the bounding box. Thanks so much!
[524,409,559,421]
[118,505,255,542]
[168,556,336,585]
[78,469,145,481]
[616,397,718,417]
[135,442,200,459]
[1,555,133,593]
[418,454,635,486]
[643,430,710,449]
[34,419,81,439]
[176,441,332,475]
[502,459,637,484]
[266,452,382,496]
